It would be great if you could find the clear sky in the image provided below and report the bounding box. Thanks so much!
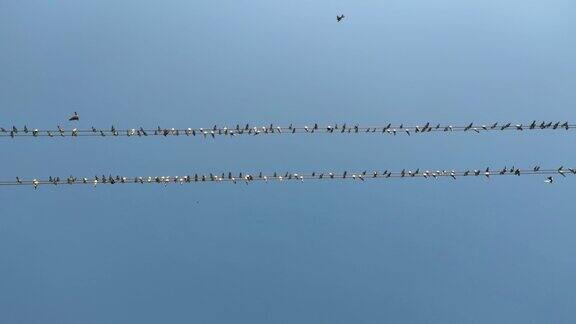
[1,0,576,323]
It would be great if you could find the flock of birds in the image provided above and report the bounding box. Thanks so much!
[2,111,573,188]
[1,118,573,139]
[4,15,571,190]
[3,166,571,189]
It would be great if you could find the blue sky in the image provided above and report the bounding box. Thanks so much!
[1,0,576,323]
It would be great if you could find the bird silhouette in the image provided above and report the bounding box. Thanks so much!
[68,112,79,121]
[337,14,345,22]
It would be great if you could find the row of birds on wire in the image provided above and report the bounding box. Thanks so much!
[4,166,571,189]
[1,121,574,138]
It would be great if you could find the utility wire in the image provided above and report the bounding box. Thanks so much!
[3,166,571,189]
[0,121,572,138]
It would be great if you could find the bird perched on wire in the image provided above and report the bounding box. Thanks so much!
[68,112,79,121]
[337,14,345,22]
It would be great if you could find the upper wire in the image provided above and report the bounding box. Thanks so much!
[0,121,572,138]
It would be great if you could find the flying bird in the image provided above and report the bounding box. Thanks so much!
[68,112,79,121]
[337,14,345,22]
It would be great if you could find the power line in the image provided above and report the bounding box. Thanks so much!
[3,166,571,189]
[0,121,572,138]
